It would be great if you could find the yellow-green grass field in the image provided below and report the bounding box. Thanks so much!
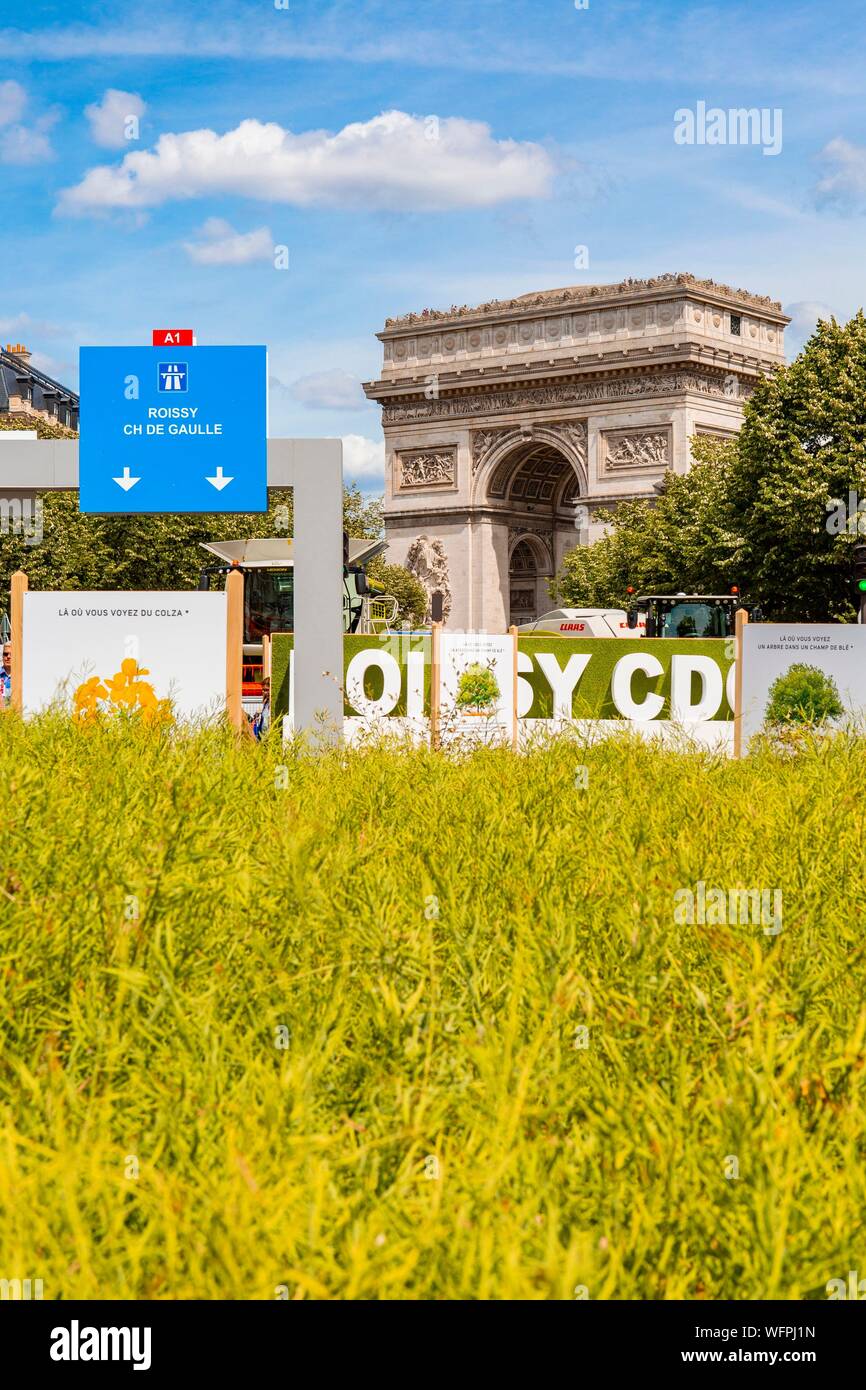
[1,715,864,1300]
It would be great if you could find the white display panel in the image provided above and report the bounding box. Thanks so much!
[741,623,866,744]
[440,632,515,743]
[22,591,227,720]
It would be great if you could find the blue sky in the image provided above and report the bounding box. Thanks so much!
[2,0,866,488]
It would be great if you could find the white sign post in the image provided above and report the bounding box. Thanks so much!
[22,591,228,720]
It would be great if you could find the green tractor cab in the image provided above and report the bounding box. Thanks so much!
[197,535,387,702]
[626,592,759,639]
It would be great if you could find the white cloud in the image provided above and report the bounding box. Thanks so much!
[704,179,804,221]
[0,312,66,340]
[290,369,367,411]
[57,111,555,216]
[0,83,56,164]
[183,217,273,265]
[85,88,146,149]
[0,19,586,75]
[29,350,73,379]
[0,80,26,126]
[814,137,866,210]
[0,116,56,165]
[342,435,385,482]
[0,14,862,98]
[785,300,836,327]
[784,300,837,357]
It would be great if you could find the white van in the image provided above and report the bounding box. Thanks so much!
[517,607,647,638]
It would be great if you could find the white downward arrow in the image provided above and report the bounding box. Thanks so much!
[113,467,140,491]
[206,466,234,491]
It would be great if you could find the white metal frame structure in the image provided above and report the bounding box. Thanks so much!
[0,437,344,740]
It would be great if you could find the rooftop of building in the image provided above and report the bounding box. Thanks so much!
[382,272,787,330]
[0,343,79,432]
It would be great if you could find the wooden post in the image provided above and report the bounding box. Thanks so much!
[430,620,441,751]
[10,570,27,714]
[262,631,271,679]
[225,567,244,730]
[733,607,748,758]
[509,624,519,753]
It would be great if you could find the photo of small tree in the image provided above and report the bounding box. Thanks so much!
[455,662,500,714]
[764,662,844,727]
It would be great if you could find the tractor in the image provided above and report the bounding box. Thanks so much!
[197,534,388,706]
[626,590,758,638]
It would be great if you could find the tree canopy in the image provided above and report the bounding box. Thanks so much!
[0,410,388,610]
[555,312,866,621]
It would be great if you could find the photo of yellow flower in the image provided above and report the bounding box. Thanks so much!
[73,659,172,726]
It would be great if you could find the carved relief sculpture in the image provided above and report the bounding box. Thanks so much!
[398,448,456,489]
[471,420,588,478]
[384,373,753,425]
[602,428,672,473]
[470,427,514,475]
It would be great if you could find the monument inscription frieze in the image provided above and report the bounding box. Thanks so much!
[383,372,752,425]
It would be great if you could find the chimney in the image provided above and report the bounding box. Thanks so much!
[5,342,31,364]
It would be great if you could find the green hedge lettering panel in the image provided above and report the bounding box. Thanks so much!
[517,636,734,721]
[271,635,734,722]
[272,633,432,719]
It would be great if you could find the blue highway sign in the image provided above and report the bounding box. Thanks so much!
[79,345,268,513]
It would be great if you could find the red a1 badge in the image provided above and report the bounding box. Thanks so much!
[152,329,195,346]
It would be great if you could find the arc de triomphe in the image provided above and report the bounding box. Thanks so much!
[363,272,788,629]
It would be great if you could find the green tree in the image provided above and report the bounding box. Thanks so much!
[764,663,844,727]
[554,438,739,608]
[365,558,428,627]
[0,419,393,609]
[455,663,500,710]
[0,415,75,442]
[0,488,296,611]
[727,312,866,620]
[343,484,383,539]
[554,312,866,621]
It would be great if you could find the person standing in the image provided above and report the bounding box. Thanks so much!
[0,642,11,708]
[252,676,270,739]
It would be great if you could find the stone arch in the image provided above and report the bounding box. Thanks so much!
[508,530,554,627]
[470,426,588,627]
[471,422,588,508]
[509,529,553,571]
